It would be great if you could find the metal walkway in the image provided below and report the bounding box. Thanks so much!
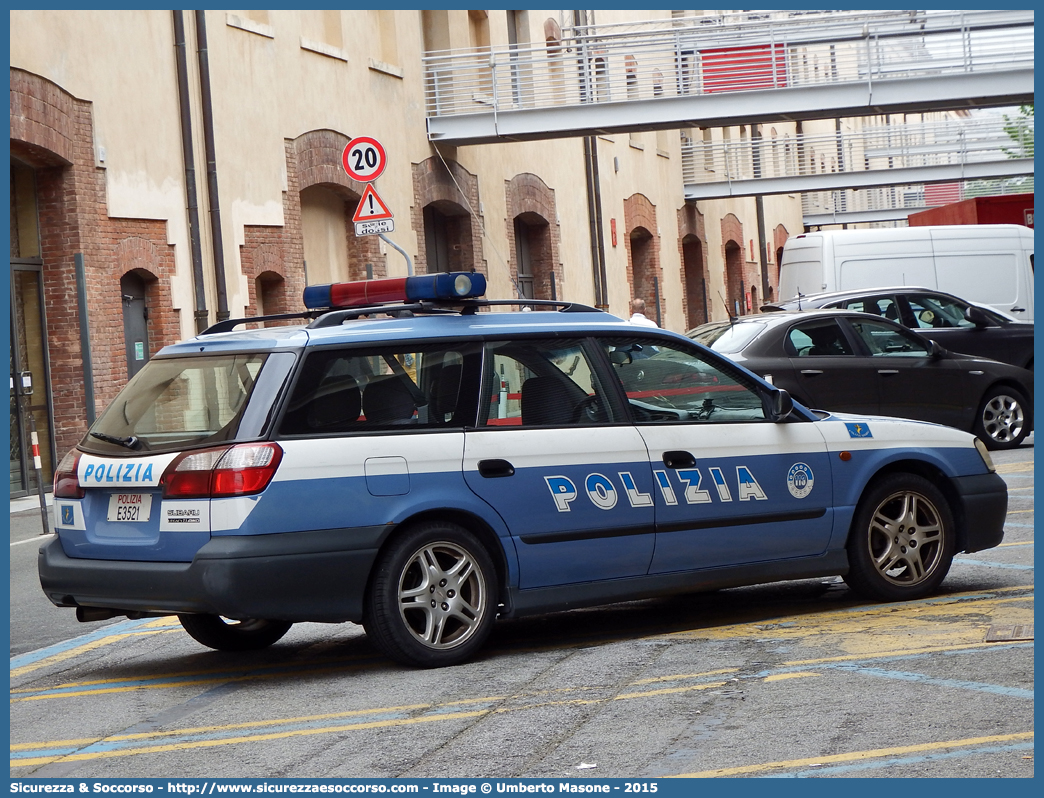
[424,10,1033,147]
[802,177,1035,227]
[683,115,1034,200]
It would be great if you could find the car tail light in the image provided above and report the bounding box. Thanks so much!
[161,443,283,499]
[54,449,84,499]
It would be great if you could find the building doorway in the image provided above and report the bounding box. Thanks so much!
[121,271,150,380]
[10,262,54,497]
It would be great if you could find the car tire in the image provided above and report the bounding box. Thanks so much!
[178,614,293,652]
[364,521,498,668]
[843,473,955,602]
[975,386,1030,450]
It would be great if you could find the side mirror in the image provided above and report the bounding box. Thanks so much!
[964,306,989,327]
[929,340,945,358]
[766,387,794,422]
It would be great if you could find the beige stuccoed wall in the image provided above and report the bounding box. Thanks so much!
[11,9,817,337]
[10,9,202,336]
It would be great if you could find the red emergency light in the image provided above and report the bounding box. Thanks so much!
[303,272,486,310]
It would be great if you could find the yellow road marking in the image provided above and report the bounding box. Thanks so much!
[764,672,820,682]
[995,462,1033,473]
[673,731,1034,777]
[783,639,1033,667]
[997,541,1033,547]
[9,630,176,679]
[1008,509,1033,514]
[11,710,490,768]
[631,668,739,686]
[614,682,728,700]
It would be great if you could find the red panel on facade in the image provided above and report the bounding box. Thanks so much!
[908,194,1034,228]
[923,182,963,207]
[701,44,787,93]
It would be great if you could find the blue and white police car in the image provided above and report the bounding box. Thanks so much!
[40,273,1008,667]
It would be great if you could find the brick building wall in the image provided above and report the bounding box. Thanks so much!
[623,193,663,320]
[11,68,179,455]
[411,156,485,276]
[504,172,562,300]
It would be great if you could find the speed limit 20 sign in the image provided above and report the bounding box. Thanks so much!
[342,136,387,182]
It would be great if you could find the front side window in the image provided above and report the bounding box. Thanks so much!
[786,319,854,357]
[905,293,977,329]
[600,337,767,423]
[279,343,479,435]
[480,339,614,427]
[849,319,931,357]
[88,353,277,452]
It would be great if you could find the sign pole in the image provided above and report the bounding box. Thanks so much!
[379,233,413,276]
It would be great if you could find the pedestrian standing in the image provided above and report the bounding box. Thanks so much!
[628,298,659,328]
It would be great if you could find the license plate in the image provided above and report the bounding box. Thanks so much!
[107,493,153,522]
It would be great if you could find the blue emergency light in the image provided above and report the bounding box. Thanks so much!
[303,272,486,310]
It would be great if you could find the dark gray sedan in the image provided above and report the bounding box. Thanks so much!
[763,286,1033,371]
[690,308,1033,450]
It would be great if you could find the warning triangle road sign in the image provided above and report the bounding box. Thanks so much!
[352,184,394,223]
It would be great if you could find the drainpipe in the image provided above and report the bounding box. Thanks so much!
[172,11,209,334]
[583,136,609,310]
[194,11,229,322]
[753,125,770,307]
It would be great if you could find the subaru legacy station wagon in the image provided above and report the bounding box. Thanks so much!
[41,273,1008,667]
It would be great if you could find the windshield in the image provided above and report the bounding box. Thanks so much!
[88,353,275,453]
[690,321,765,354]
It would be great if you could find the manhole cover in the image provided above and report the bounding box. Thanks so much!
[985,625,1034,642]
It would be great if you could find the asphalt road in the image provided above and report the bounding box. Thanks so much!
[9,440,1033,779]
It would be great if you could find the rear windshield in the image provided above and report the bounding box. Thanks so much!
[691,321,765,354]
[86,353,294,454]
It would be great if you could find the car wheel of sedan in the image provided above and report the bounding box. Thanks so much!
[843,473,955,602]
[178,614,293,651]
[364,522,498,668]
[975,386,1030,450]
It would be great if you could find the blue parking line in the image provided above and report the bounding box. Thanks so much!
[954,557,1034,571]
[824,663,1034,699]
[10,617,157,671]
[1004,522,1034,528]
[763,741,1035,777]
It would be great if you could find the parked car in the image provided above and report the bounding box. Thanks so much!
[764,287,1033,370]
[40,277,1009,669]
[689,308,1033,450]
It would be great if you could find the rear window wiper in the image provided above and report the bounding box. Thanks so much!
[90,431,145,450]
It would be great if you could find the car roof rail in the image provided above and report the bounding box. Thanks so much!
[201,298,608,334]
[201,311,324,335]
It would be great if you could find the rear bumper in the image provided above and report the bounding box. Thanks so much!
[38,526,389,623]
[952,473,1008,553]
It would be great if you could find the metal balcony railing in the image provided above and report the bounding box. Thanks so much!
[802,177,1034,226]
[423,10,1033,123]
[681,115,1035,186]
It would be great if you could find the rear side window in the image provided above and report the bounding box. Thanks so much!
[279,343,480,435]
[479,339,615,427]
[786,320,854,357]
[837,295,900,322]
[88,353,284,452]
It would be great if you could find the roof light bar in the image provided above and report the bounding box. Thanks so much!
[303,272,486,310]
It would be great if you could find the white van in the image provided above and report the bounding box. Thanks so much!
[778,225,1035,320]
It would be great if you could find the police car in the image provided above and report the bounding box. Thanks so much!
[40,273,1008,668]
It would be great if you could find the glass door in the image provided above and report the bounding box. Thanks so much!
[10,261,54,497]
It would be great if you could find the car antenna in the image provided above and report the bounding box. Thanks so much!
[718,291,736,326]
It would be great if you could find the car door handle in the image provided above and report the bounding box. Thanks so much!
[662,450,696,469]
[800,369,824,375]
[477,459,515,478]
[878,369,900,375]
